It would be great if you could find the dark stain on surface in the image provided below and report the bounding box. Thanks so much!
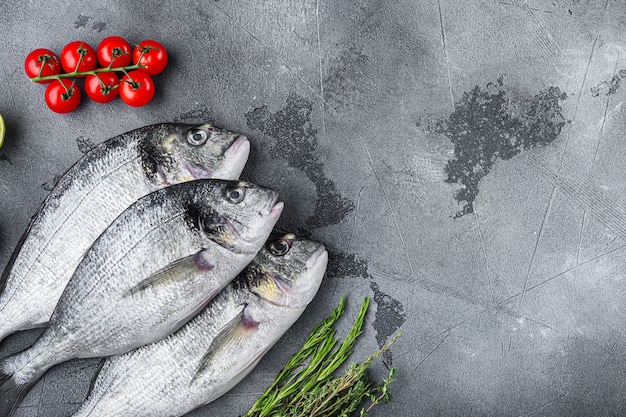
[326,249,370,280]
[370,281,406,369]
[74,15,106,33]
[74,14,91,29]
[245,93,354,229]
[427,78,568,218]
[92,21,107,33]
[591,69,626,97]
[0,155,12,165]
[323,45,370,111]
[76,136,95,154]
[245,94,404,363]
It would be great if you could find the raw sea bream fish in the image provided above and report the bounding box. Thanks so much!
[71,233,328,417]
[0,179,283,417]
[0,123,250,343]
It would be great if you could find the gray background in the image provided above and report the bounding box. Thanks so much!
[1,0,626,415]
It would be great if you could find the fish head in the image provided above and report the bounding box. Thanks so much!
[188,180,283,254]
[245,232,328,309]
[142,123,250,184]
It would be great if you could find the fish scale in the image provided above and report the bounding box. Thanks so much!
[0,178,283,417]
[1,146,147,323]
[71,233,328,417]
[0,123,250,343]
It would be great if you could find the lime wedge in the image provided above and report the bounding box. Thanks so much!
[0,113,4,149]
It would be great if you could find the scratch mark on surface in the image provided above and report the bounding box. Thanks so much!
[413,331,450,371]
[315,0,327,135]
[518,187,555,309]
[498,1,553,13]
[511,0,561,59]
[569,329,624,415]
[606,235,619,250]
[136,0,170,28]
[497,320,506,361]
[576,212,587,265]
[520,152,626,240]
[374,265,549,329]
[437,0,454,110]
[518,392,569,416]
[564,35,597,159]
[507,243,626,300]
[396,314,479,360]
[347,186,365,252]
[208,1,321,99]
[577,50,619,264]
[360,134,415,275]
[453,235,467,252]
[518,36,597,309]
[593,50,619,167]
[474,210,495,304]
[411,189,424,205]
[2,63,17,110]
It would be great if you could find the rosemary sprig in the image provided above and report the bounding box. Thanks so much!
[243,296,401,417]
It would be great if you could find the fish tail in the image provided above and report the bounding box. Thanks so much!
[0,367,37,417]
[0,350,47,417]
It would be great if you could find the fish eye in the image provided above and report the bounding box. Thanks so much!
[268,239,291,256]
[224,185,246,204]
[187,128,208,146]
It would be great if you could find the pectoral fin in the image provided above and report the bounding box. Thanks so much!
[191,305,260,383]
[123,249,215,298]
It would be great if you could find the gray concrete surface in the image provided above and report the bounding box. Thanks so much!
[1,0,626,415]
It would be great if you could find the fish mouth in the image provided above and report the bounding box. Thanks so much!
[224,135,250,159]
[188,135,250,181]
[306,244,328,270]
[261,192,283,220]
[220,135,250,180]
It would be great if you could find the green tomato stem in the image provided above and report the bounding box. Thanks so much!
[30,63,147,83]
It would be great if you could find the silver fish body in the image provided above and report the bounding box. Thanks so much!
[0,123,250,342]
[71,233,327,417]
[0,179,282,417]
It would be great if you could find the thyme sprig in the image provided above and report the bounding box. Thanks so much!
[243,297,400,417]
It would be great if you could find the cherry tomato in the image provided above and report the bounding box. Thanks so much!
[44,79,81,114]
[85,72,119,103]
[60,41,97,74]
[24,49,61,83]
[97,36,131,68]
[119,70,155,107]
[132,40,168,76]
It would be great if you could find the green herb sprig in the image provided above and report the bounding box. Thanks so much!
[243,297,401,417]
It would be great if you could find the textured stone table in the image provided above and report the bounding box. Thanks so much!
[1,0,626,415]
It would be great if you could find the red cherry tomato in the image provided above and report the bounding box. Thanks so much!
[44,79,81,113]
[119,70,155,107]
[24,49,61,83]
[60,41,97,74]
[85,72,119,103]
[97,36,131,68]
[132,40,168,76]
